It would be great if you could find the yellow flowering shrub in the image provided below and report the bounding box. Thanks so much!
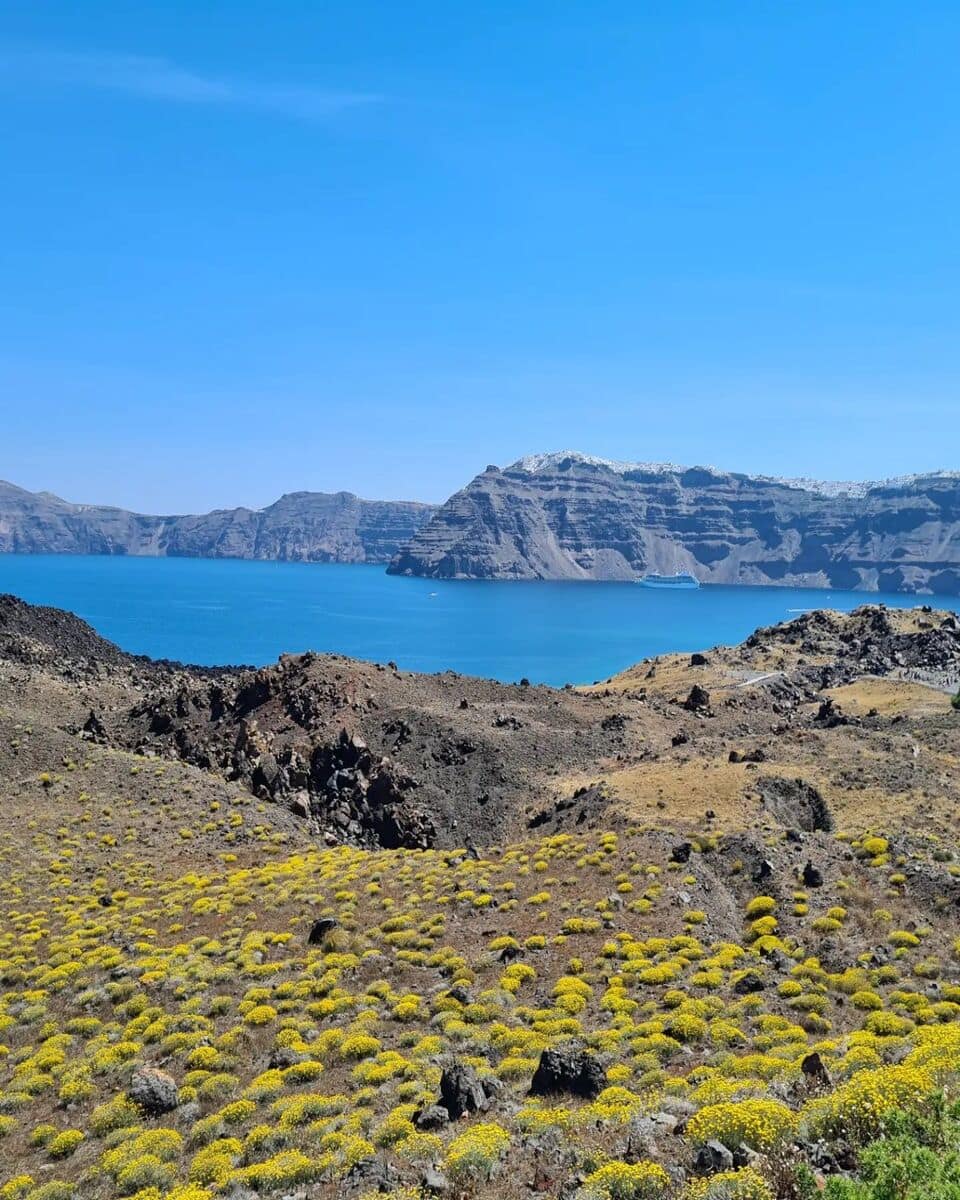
[681,1167,774,1199]
[802,1063,935,1142]
[444,1122,510,1182]
[579,1159,671,1198]
[686,1098,797,1152]
[46,1130,83,1159]
[189,1139,243,1186]
[225,1149,321,1189]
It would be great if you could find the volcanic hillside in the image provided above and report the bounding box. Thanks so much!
[0,595,959,1199]
[3,595,959,850]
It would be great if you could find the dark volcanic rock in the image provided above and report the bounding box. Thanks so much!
[757,776,834,833]
[529,1043,605,1100]
[803,861,825,888]
[0,594,134,671]
[307,917,339,945]
[696,1140,735,1173]
[801,1051,831,1089]
[387,451,960,593]
[414,1105,450,1131]
[438,1062,491,1119]
[683,685,711,713]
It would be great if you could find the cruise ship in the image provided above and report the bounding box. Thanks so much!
[637,571,701,589]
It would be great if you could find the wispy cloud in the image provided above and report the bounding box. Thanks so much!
[0,47,381,120]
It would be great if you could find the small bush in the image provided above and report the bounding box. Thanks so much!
[823,1097,960,1199]
[579,1159,671,1199]
[682,1168,774,1199]
[445,1122,510,1183]
[47,1130,83,1159]
[687,1098,797,1152]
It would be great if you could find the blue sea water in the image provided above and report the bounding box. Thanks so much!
[1,555,957,687]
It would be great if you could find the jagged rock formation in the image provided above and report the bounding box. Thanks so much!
[388,451,960,593]
[0,479,435,563]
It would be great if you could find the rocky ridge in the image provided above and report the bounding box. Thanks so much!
[2,593,959,855]
[0,479,436,562]
[388,451,960,592]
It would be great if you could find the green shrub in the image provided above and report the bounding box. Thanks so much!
[823,1096,960,1199]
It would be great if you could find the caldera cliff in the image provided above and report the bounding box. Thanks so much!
[388,452,960,593]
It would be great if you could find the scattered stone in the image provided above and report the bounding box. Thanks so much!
[128,1067,178,1116]
[529,1043,605,1100]
[803,860,825,888]
[439,1061,490,1119]
[696,1140,734,1174]
[421,1167,450,1194]
[670,842,692,864]
[683,685,711,713]
[307,917,339,945]
[733,970,765,995]
[415,1105,450,1131]
[801,1051,831,1089]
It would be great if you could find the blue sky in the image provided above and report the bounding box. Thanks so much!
[2,2,959,511]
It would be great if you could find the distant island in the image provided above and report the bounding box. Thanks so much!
[388,451,960,594]
[0,479,436,564]
[6,451,960,594]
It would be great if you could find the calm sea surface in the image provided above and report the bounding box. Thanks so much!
[2,555,957,687]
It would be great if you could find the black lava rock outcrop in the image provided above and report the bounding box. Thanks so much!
[438,1062,493,1119]
[529,1043,605,1100]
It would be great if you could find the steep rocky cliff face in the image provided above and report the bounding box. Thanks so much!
[388,452,960,594]
[0,481,435,563]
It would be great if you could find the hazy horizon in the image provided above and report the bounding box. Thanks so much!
[5,449,960,514]
[4,2,960,510]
